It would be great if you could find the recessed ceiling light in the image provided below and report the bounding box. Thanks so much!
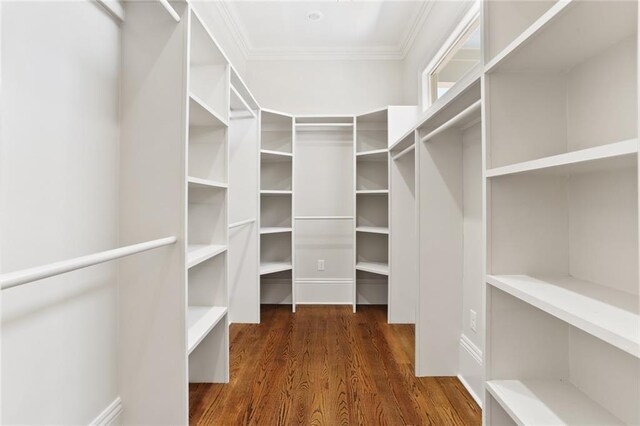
[307,11,324,22]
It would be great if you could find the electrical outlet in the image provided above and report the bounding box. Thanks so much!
[470,309,477,333]
[317,259,325,271]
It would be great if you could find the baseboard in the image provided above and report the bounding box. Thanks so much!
[458,334,483,408]
[90,397,122,426]
[295,279,353,304]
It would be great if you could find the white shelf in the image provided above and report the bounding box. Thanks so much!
[187,244,227,269]
[486,379,624,425]
[260,227,292,235]
[356,149,388,161]
[187,176,228,189]
[486,139,638,178]
[487,275,640,358]
[485,0,637,73]
[356,189,389,195]
[260,261,292,275]
[260,149,293,163]
[187,306,227,354]
[157,0,180,22]
[229,84,256,119]
[260,190,292,196]
[295,123,353,132]
[356,261,388,276]
[356,226,389,235]
[189,93,228,128]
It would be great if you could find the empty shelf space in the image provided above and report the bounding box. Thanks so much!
[188,176,228,189]
[260,190,292,196]
[356,226,389,235]
[356,189,389,195]
[486,379,624,426]
[260,261,292,275]
[356,261,389,276]
[187,305,227,354]
[261,150,293,162]
[486,1,637,73]
[189,93,228,128]
[187,244,227,268]
[487,275,640,358]
[486,139,638,178]
[260,227,292,235]
[295,123,354,132]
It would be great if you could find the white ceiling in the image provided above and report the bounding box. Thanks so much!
[216,1,436,60]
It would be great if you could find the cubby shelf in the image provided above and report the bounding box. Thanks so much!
[189,93,228,128]
[260,261,293,276]
[487,275,640,358]
[485,0,636,73]
[356,189,388,195]
[260,227,292,235]
[486,139,638,178]
[260,190,292,196]
[187,176,228,189]
[187,244,227,269]
[356,261,388,276]
[486,380,624,426]
[187,306,227,355]
[356,226,389,235]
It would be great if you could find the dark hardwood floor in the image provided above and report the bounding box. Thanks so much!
[189,305,481,425]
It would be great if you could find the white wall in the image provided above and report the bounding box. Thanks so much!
[402,1,472,109]
[1,2,119,423]
[245,59,404,115]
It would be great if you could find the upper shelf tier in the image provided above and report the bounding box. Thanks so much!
[488,274,640,358]
[486,139,638,178]
[486,0,638,73]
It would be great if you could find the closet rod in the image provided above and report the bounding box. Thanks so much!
[295,216,354,220]
[392,144,415,161]
[419,100,482,144]
[229,218,256,229]
[0,236,177,291]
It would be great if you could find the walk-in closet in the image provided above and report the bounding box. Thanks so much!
[1,0,637,424]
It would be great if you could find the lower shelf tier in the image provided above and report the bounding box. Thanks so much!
[356,261,388,276]
[187,305,227,355]
[487,379,624,425]
[260,261,292,275]
[487,274,640,358]
[187,244,227,268]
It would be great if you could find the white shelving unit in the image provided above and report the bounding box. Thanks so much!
[260,110,294,307]
[294,116,355,310]
[415,75,484,405]
[355,109,390,309]
[186,9,229,390]
[483,1,639,424]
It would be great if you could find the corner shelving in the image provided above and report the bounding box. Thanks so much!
[355,109,390,311]
[483,2,639,424]
[187,244,227,269]
[260,110,294,307]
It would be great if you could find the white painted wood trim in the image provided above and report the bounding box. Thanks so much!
[457,374,483,409]
[89,397,122,426]
[94,0,124,23]
[460,334,483,365]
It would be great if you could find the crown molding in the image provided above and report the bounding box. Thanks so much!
[215,1,436,61]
